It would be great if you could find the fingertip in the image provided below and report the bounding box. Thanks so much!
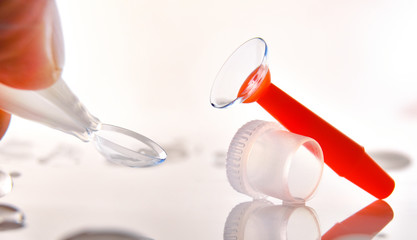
[0,110,11,141]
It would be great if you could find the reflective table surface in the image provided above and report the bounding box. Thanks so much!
[0,121,416,239]
[1,0,417,239]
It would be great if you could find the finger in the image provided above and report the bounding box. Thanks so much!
[0,0,63,90]
[0,109,11,141]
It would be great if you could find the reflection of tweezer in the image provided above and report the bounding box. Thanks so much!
[322,200,394,239]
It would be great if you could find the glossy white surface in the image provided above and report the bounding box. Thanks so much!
[1,0,417,239]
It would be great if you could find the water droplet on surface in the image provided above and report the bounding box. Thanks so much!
[213,151,226,168]
[161,139,189,164]
[0,139,33,161]
[0,170,13,197]
[38,144,81,166]
[9,171,21,178]
[61,229,153,240]
[369,150,411,170]
[376,232,388,239]
[0,204,25,231]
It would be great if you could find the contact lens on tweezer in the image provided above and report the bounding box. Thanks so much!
[211,38,395,199]
[0,0,166,167]
[0,78,167,168]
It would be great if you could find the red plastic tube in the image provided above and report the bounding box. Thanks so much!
[239,68,395,199]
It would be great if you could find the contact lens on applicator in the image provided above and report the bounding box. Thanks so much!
[211,38,395,199]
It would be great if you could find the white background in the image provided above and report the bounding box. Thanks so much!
[1,0,417,239]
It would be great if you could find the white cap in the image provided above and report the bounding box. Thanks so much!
[226,120,324,203]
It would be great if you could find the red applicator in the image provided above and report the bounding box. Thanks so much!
[210,38,394,199]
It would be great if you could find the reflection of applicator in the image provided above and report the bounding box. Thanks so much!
[211,38,395,199]
[322,200,394,239]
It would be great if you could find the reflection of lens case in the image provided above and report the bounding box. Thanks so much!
[224,200,321,240]
[226,120,324,203]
